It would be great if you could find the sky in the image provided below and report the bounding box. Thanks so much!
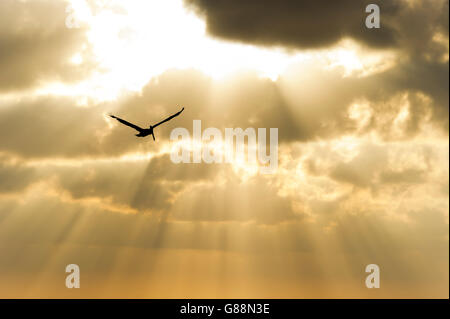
[0,0,448,298]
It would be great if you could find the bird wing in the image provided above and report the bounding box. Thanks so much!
[109,115,143,132]
[152,107,184,128]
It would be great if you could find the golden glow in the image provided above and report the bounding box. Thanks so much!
[32,0,398,102]
[0,0,447,299]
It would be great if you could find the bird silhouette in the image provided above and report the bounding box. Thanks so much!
[109,107,184,141]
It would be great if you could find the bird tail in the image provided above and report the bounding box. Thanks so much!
[152,132,156,141]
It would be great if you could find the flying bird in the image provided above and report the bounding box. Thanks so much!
[109,107,184,141]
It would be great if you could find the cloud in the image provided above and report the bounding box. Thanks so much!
[0,0,95,92]
[122,65,448,146]
[363,59,449,130]
[51,154,222,212]
[301,140,440,194]
[0,62,447,161]
[184,0,448,53]
[183,0,449,133]
[0,96,109,158]
[184,0,400,49]
[43,152,300,224]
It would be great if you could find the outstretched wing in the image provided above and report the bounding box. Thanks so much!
[109,115,143,132]
[152,107,184,128]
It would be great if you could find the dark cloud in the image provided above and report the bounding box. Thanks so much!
[184,0,448,53]
[184,0,399,49]
[0,0,95,91]
[362,59,449,130]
